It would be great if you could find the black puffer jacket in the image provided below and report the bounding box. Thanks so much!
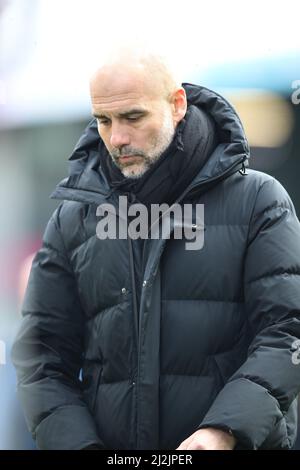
[12,84,300,450]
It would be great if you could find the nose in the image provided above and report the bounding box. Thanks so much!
[110,123,130,149]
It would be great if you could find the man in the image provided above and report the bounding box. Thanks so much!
[12,50,300,450]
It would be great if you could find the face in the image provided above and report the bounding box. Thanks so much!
[90,67,185,178]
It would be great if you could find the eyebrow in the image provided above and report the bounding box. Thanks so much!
[93,109,148,119]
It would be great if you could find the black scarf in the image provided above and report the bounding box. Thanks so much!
[99,105,219,206]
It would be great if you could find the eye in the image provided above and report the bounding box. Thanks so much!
[126,115,143,122]
[97,118,111,126]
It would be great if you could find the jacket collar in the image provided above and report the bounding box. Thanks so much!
[51,84,249,204]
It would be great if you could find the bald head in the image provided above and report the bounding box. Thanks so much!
[90,49,181,101]
[89,49,187,178]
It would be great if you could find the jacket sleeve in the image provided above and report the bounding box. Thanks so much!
[198,177,300,449]
[11,205,104,450]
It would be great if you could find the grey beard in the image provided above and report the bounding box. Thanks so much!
[110,112,175,179]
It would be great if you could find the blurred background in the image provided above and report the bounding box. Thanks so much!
[0,0,300,450]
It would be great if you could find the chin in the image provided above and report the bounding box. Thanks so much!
[122,164,148,179]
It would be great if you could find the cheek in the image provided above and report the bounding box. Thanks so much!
[139,124,161,146]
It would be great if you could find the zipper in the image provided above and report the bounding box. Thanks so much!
[127,235,140,449]
[127,237,139,341]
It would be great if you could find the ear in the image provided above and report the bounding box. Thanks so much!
[170,87,187,126]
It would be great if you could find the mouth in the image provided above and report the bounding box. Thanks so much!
[118,155,143,164]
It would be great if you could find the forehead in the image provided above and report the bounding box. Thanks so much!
[90,66,159,114]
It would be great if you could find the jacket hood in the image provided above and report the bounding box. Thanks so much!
[51,84,250,203]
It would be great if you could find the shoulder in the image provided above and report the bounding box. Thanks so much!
[199,169,297,229]
[241,169,294,212]
[231,168,284,192]
[225,169,294,211]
